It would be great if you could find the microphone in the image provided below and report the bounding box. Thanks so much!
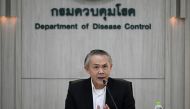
[103,80,108,86]
[103,80,118,109]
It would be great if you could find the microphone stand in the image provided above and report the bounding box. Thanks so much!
[103,80,118,109]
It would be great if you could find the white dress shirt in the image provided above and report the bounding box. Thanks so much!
[91,79,106,109]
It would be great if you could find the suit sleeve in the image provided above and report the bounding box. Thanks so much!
[65,82,76,109]
[124,82,135,109]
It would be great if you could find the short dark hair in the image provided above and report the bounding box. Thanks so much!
[84,49,112,67]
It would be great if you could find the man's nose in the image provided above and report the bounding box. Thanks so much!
[98,68,104,74]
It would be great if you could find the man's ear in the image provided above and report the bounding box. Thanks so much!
[110,64,113,70]
[84,66,88,70]
[84,66,89,73]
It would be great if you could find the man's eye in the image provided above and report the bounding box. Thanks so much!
[93,66,99,69]
[103,65,108,69]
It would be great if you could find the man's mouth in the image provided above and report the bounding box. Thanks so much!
[97,77,105,80]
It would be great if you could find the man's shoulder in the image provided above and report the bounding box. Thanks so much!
[110,78,132,84]
[108,78,133,94]
[70,79,86,84]
[109,78,132,88]
[69,78,90,86]
[68,78,91,93]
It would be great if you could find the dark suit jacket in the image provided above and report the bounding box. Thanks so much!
[65,78,135,109]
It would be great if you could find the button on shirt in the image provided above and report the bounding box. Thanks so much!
[91,79,106,109]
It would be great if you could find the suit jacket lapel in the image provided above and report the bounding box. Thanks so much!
[105,78,115,109]
[84,78,93,109]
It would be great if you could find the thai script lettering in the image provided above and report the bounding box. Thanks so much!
[51,3,135,21]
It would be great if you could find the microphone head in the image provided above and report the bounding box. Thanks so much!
[103,80,108,86]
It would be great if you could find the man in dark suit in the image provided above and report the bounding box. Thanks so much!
[65,49,135,109]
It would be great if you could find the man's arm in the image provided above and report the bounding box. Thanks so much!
[124,82,135,109]
[65,82,76,109]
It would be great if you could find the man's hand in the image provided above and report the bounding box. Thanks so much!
[97,104,110,109]
[97,105,100,109]
[103,104,110,109]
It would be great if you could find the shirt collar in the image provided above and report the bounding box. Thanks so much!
[91,79,106,94]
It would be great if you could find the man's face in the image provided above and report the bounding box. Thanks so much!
[85,55,112,89]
